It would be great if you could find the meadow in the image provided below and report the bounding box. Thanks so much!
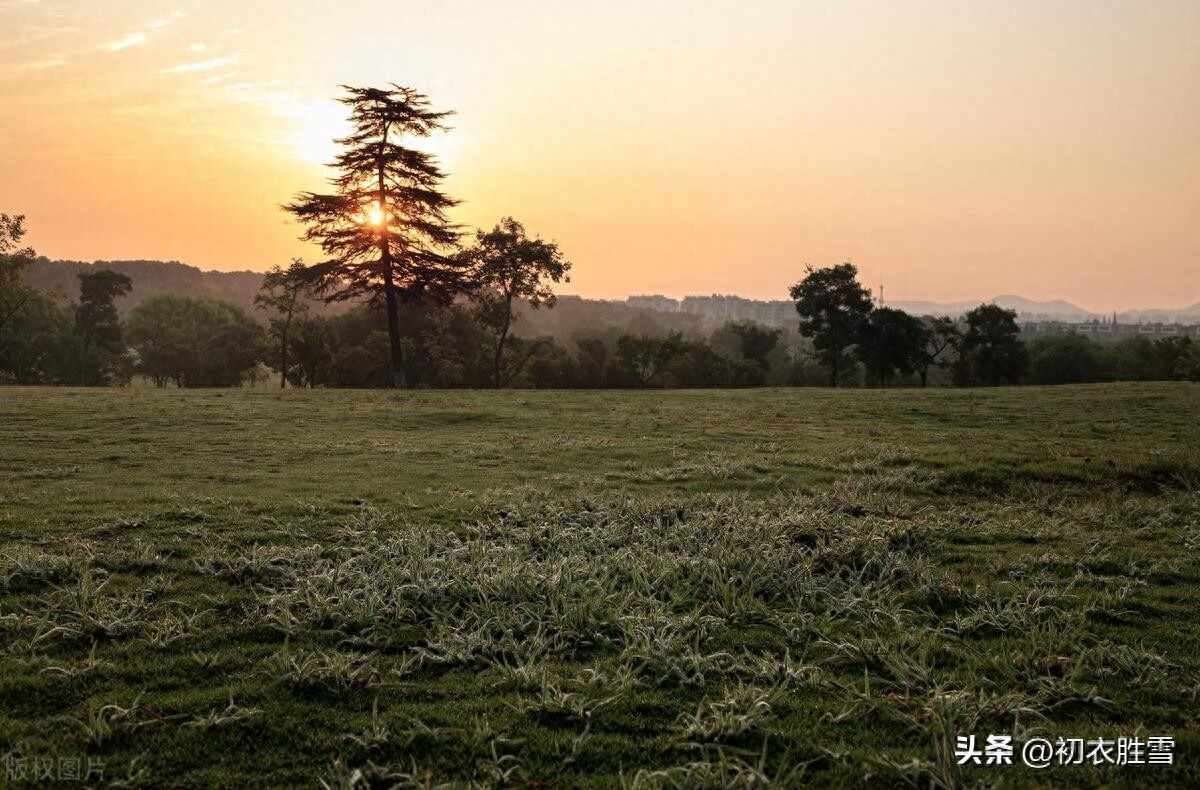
[1,383,1198,787]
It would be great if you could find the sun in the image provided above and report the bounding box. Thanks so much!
[357,200,387,228]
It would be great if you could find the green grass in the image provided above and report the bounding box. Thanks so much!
[1,383,1198,787]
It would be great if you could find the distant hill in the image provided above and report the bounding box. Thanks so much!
[22,258,1200,327]
[20,258,349,319]
[22,258,268,316]
[887,295,1096,320]
[18,259,705,339]
[887,294,1200,323]
[1117,303,1200,323]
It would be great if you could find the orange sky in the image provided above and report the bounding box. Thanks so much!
[2,0,1198,311]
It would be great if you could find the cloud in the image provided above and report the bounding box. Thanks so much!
[105,32,147,52]
[103,10,189,53]
[149,11,187,29]
[187,43,207,53]
[163,56,238,74]
[29,56,66,69]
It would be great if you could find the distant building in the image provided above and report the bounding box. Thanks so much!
[626,294,680,313]
[676,295,796,327]
[1021,319,1200,339]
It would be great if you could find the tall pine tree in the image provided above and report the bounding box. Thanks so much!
[284,85,470,387]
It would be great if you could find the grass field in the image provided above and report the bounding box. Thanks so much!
[2,383,1198,787]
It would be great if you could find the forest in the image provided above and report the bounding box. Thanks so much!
[4,222,1199,390]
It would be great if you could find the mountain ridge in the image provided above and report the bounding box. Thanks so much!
[20,257,1200,323]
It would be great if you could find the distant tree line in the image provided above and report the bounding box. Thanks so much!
[4,216,1197,389]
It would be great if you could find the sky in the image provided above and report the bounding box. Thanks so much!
[1,0,1198,311]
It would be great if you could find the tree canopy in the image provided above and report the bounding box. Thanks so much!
[789,263,874,386]
[856,307,930,388]
[284,85,472,387]
[465,217,572,386]
[954,304,1029,386]
[255,259,311,388]
[73,269,133,385]
[1,214,38,334]
[126,294,263,387]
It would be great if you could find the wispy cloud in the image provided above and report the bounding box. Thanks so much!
[187,43,207,53]
[103,10,189,54]
[29,55,66,69]
[149,11,187,29]
[163,56,237,74]
[105,31,147,52]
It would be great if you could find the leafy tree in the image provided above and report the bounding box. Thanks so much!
[0,214,73,384]
[711,321,781,385]
[789,263,873,386]
[668,341,737,387]
[1151,336,1195,380]
[284,85,471,388]
[421,304,492,388]
[319,305,392,388]
[573,335,613,388]
[0,290,72,384]
[1027,333,1100,384]
[1182,340,1200,381]
[855,307,929,387]
[126,294,263,387]
[616,332,685,387]
[954,304,1028,386]
[466,217,572,387]
[289,316,334,388]
[73,270,133,385]
[517,337,578,388]
[1,213,37,334]
[255,259,311,388]
[917,316,960,387]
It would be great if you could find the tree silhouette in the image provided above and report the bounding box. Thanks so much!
[954,304,1028,386]
[126,294,263,388]
[918,316,960,387]
[466,217,571,387]
[255,259,310,389]
[617,332,685,387]
[789,263,873,386]
[74,269,132,385]
[855,307,928,387]
[1,214,37,334]
[284,85,470,388]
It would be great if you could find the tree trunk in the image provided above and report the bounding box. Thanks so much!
[829,351,839,388]
[381,264,405,389]
[279,323,289,389]
[492,295,512,388]
[376,137,405,389]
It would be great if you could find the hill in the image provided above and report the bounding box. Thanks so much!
[19,259,710,339]
[888,294,1095,320]
[23,258,1200,327]
[21,258,269,316]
